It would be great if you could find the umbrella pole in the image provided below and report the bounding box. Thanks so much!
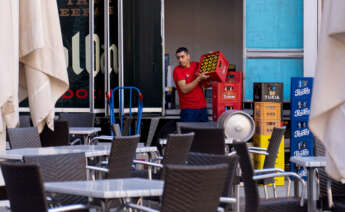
[89,0,95,113]
[104,0,110,116]
[118,0,124,116]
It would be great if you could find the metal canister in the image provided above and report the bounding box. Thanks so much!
[217,110,255,142]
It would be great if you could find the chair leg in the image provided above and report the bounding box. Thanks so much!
[235,184,240,212]
[273,183,277,198]
[264,185,269,199]
[287,177,291,196]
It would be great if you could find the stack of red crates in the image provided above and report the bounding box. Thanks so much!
[212,71,243,121]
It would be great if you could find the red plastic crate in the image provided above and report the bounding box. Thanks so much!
[198,51,229,83]
[212,82,242,104]
[212,102,242,121]
[225,72,243,84]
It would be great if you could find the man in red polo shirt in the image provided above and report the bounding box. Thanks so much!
[173,47,209,122]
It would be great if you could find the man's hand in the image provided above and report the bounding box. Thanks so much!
[197,73,210,81]
[177,73,210,94]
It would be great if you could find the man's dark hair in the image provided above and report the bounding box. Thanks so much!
[176,47,189,54]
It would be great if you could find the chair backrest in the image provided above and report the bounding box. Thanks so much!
[1,163,48,212]
[112,124,122,136]
[161,164,228,212]
[59,112,95,127]
[262,126,286,170]
[162,133,194,166]
[107,135,140,179]
[186,152,239,197]
[176,122,217,133]
[19,115,32,127]
[40,120,69,147]
[233,142,259,212]
[180,126,225,155]
[314,138,345,201]
[23,153,87,182]
[23,153,87,205]
[8,127,42,149]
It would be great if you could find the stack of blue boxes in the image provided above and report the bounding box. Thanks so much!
[290,77,314,177]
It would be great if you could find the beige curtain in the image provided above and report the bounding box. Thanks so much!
[309,0,345,182]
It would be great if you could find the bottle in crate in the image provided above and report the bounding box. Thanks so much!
[212,102,242,121]
[198,51,229,83]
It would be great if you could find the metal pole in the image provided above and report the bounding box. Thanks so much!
[104,0,110,116]
[118,0,124,114]
[89,0,95,113]
[161,0,165,116]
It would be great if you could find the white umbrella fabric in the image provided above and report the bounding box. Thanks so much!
[309,0,345,182]
[18,0,69,133]
[0,0,19,150]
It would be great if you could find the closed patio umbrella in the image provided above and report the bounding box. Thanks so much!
[18,0,69,133]
[309,0,345,182]
[0,0,19,150]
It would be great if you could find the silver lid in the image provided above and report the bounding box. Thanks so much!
[217,110,255,142]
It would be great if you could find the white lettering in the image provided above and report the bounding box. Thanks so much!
[72,32,83,75]
[264,95,280,100]
[85,33,100,76]
[64,47,69,67]
[294,149,310,157]
[63,32,118,77]
[294,88,311,97]
[294,108,310,117]
[294,129,310,138]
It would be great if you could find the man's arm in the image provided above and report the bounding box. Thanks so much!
[177,73,209,94]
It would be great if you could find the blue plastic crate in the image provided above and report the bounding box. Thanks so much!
[291,77,314,100]
[290,137,314,157]
[290,97,311,120]
[290,137,314,180]
[290,118,313,140]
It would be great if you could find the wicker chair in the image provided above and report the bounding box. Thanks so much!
[233,142,307,212]
[87,135,140,179]
[176,122,217,133]
[252,126,286,198]
[59,113,95,144]
[23,153,88,206]
[59,113,95,127]
[7,127,42,149]
[314,138,345,211]
[19,115,32,127]
[132,133,195,179]
[126,163,229,212]
[40,120,69,147]
[180,126,225,155]
[186,152,240,211]
[1,163,89,212]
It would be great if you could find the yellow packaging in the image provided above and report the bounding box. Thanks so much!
[253,134,285,186]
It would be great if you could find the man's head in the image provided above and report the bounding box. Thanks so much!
[176,47,191,68]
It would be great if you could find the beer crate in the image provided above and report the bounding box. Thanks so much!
[198,51,229,83]
[212,102,242,121]
[212,82,242,103]
[255,119,281,136]
[254,102,281,121]
[290,137,314,179]
[290,118,313,140]
[254,83,283,102]
[253,134,285,186]
[225,71,242,84]
[291,77,313,100]
[290,97,311,120]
